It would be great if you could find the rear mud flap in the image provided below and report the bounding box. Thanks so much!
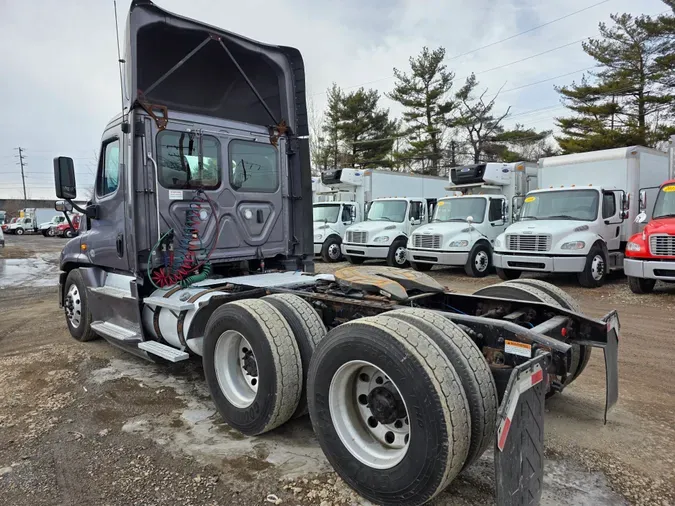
[494,354,548,506]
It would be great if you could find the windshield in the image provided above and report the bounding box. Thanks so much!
[313,204,341,223]
[367,200,407,223]
[520,190,599,221]
[434,198,486,223]
[652,184,675,219]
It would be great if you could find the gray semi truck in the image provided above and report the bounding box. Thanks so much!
[52,2,619,505]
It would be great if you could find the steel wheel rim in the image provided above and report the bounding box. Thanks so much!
[328,243,341,260]
[214,330,258,409]
[591,255,605,281]
[475,250,489,272]
[395,246,407,265]
[65,284,82,328]
[329,360,410,469]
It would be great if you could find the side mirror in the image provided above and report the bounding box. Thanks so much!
[501,200,509,222]
[620,191,630,220]
[639,190,647,213]
[54,200,73,212]
[466,216,474,227]
[53,157,77,199]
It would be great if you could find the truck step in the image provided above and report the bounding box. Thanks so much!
[143,296,195,312]
[91,321,139,342]
[138,341,189,362]
[90,286,134,300]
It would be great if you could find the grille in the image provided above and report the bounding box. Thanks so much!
[507,234,551,252]
[412,234,442,249]
[347,231,368,244]
[649,235,675,256]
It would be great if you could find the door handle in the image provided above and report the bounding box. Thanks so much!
[256,209,264,223]
[116,234,124,258]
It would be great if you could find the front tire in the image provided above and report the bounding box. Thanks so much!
[628,276,656,294]
[577,246,606,288]
[464,243,491,277]
[15,228,24,236]
[203,299,302,436]
[65,228,74,238]
[321,236,343,263]
[308,315,470,505]
[42,230,49,237]
[63,269,98,342]
[496,267,521,280]
[386,238,408,268]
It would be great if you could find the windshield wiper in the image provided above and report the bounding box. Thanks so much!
[541,215,578,220]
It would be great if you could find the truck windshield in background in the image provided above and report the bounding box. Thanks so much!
[366,200,407,222]
[652,185,675,219]
[520,190,599,221]
[434,198,486,223]
[313,204,341,223]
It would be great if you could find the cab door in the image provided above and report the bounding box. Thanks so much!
[407,200,426,235]
[486,197,508,242]
[599,190,623,252]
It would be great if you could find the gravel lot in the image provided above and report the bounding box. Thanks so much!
[1,234,673,506]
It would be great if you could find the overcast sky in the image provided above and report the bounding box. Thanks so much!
[0,0,666,199]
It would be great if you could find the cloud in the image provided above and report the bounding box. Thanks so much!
[0,0,666,198]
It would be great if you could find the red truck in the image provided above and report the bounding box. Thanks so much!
[624,180,675,293]
[55,214,81,238]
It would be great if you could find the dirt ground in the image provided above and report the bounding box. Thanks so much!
[0,234,674,506]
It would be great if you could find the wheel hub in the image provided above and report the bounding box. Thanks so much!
[368,384,406,425]
[241,348,258,377]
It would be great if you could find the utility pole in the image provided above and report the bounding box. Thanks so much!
[15,147,27,206]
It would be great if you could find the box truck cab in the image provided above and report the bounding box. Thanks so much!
[40,215,68,236]
[406,162,536,277]
[8,216,35,235]
[342,197,434,267]
[624,180,675,293]
[493,146,668,287]
[313,201,360,262]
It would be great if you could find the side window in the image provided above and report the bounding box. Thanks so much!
[230,140,279,192]
[97,139,120,197]
[602,193,616,219]
[157,131,220,190]
[488,199,503,222]
[409,201,423,221]
[341,205,353,223]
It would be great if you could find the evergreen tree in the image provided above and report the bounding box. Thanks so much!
[492,124,554,162]
[555,11,675,152]
[450,74,511,163]
[339,88,397,168]
[387,47,455,175]
[320,83,343,169]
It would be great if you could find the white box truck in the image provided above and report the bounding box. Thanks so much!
[406,162,537,277]
[493,146,669,287]
[338,171,450,267]
[7,208,58,235]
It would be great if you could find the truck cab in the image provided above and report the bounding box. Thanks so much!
[624,180,675,293]
[493,186,629,287]
[313,201,359,262]
[41,215,67,237]
[341,197,433,267]
[8,216,35,235]
[406,162,535,277]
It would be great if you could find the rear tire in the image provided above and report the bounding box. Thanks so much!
[345,255,365,265]
[386,238,408,268]
[263,294,326,417]
[388,308,497,468]
[577,246,606,288]
[410,261,432,272]
[203,299,302,436]
[63,269,98,342]
[42,230,49,237]
[321,236,343,263]
[628,276,656,294]
[464,242,491,278]
[496,267,521,280]
[308,315,470,505]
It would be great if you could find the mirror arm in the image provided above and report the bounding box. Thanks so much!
[67,198,87,214]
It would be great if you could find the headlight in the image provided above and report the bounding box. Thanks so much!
[449,240,469,248]
[626,241,642,252]
[495,238,502,248]
[373,236,389,243]
[561,241,585,250]
[314,234,322,241]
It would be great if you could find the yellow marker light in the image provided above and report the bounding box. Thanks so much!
[437,201,445,206]
[663,185,675,193]
[516,164,524,171]
[524,196,536,203]
[81,244,87,251]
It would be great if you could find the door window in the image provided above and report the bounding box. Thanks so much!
[488,199,503,222]
[341,205,354,223]
[229,140,279,192]
[97,139,120,197]
[409,201,423,221]
[602,193,616,219]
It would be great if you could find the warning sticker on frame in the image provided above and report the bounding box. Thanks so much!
[524,196,536,203]
[504,340,532,358]
[168,190,184,200]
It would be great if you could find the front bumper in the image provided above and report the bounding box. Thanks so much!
[493,253,586,273]
[341,243,390,259]
[624,258,675,280]
[407,247,469,266]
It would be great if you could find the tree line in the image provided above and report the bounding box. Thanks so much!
[310,0,674,176]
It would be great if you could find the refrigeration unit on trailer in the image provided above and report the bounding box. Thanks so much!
[51,2,620,505]
[406,162,537,277]
[493,146,668,287]
[339,173,449,267]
